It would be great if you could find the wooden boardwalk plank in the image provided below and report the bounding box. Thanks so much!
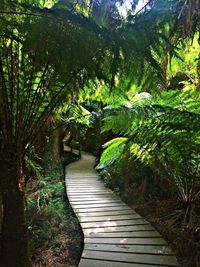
[84,243,174,255]
[79,258,165,267]
[66,181,103,185]
[72,203,128,209]
[81,219,149,228]
[79,213,143,222]
[76,209,135,217]
[68,189,110,192]
[69,199,123,205]
[68,195,119,200]
[69,196,120,201]
[65,152,180,267]
[68,192,112,196]
[84,237,167,245]
[84,224,156,233]
[73,206,133,213]
[84,230,161,238]
[82,250,179,266]
[69,200,122,205]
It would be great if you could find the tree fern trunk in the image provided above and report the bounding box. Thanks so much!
[160,55,168,91]
[0,154,30,267]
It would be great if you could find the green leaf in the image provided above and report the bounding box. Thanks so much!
[96,137,128,169]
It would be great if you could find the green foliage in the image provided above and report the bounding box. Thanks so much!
[25,154,81,264]
[25,148,43,178]
[102,106,137,134]
[78,80,129,108]
[98,89,200,211]
[97,137,127,169]
[168,34,199,90]
[26,177,80,262]
[0,37,68,156]
[66,104,92,126]
[43,137,64,178]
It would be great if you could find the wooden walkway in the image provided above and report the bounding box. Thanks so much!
[65,152,180,267]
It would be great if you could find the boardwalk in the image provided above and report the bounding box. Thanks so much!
[65,152,180,267]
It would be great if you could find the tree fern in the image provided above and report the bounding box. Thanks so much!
[98,89,200,215]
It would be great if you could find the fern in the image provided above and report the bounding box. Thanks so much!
[96,137,128,169]
[99,90,200,207]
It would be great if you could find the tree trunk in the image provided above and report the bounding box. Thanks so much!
[0,155,30,267]
[197,33,200,90]
[51,127,66,161]
[160,55,168,91]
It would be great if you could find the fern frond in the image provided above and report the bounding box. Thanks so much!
[99,89,200,202]
[96,137,128,169]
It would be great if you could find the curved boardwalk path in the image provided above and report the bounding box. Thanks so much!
[65,152,180,267]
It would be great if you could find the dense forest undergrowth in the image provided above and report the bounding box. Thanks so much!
[25,147,82,266]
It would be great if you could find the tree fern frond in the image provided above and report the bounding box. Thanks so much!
[102,106,135,134]
[96,137,128,169]
[99,88,200,203]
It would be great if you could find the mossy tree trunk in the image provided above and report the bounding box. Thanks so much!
[52,126,68,161]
